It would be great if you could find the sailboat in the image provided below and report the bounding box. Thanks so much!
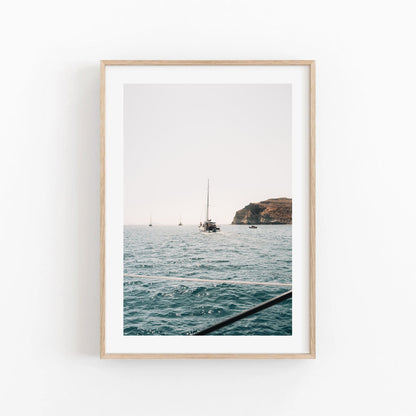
[149,215,152,227]
[199,179,220,233]
[178,216,183,226]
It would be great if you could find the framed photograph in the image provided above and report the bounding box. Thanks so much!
[100,60,315,358]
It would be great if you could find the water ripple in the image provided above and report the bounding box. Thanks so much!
[124,224,292,335]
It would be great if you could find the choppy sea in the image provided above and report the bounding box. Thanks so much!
[124,225,292,336]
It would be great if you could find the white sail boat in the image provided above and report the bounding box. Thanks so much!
[199,179,220,232]
[149,215,152,227]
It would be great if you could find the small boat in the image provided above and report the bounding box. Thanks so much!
[178,216,183,226]
[149,215,152,227]
[199,179,220,233]
[249,225,257,229]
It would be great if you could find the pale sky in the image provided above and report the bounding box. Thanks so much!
[124,84,291,225]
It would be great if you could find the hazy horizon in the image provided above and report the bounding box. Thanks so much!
[124,84,292,225]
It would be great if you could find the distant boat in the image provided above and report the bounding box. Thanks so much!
[249,225,257,229]
[178,216,183,226]
[149,215,152,227]
[199,179,220,233]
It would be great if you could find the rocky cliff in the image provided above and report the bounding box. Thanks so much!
[232,198,292,225]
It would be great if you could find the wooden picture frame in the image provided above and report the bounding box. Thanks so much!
[100,60,315,359]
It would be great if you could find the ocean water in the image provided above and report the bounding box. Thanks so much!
[124,224,292,336]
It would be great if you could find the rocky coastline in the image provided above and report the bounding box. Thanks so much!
[231,198,292,225]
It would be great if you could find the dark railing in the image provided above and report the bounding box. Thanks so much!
[193,290,292,335]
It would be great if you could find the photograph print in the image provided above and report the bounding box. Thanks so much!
[123,83,293,336]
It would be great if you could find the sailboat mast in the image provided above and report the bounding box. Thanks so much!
[206,179,210,221]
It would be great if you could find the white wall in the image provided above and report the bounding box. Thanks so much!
[1,1,415,415]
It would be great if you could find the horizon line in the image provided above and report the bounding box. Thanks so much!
[123,223,293,226]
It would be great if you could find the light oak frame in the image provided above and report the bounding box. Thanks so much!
[100,60,316,359]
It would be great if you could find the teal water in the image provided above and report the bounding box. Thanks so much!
[124,225,292,336]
